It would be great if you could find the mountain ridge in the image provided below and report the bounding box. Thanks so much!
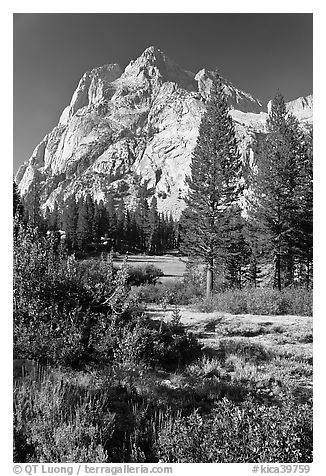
[16,46,313,219]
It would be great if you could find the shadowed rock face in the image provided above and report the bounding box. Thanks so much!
[16,46,313,219]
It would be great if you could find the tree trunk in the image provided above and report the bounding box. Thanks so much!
[206,259,214,299]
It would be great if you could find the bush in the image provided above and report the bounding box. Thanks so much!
[14,372,114,462]
[13,225,138,367]
[196,288,312,316]
[127,265,164,286]
[217,339,274,364]
[99,309,202,370]
[138,280,200,306]
[156,397,312,463]
[134,260,205,306]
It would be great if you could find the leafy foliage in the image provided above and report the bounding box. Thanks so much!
[156,397,312,463]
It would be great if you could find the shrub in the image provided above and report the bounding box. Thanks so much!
[196,288,312,316]
[156,397,312,463]
[100,311,202,370]
[134,260,205,306]
[13,225,139,367]
[14,373,114,462]
[127,264,164,286]
[138,280,200,306]
[216,338,274,364]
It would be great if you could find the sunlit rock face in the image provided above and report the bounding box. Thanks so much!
[16,46,312,218]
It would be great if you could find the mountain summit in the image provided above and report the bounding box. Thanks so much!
[16,47,313,218]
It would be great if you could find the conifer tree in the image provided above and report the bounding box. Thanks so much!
[148,196,159,253]
[124,209,132,248]
[106,195,117,242]
[254,92,305,290]
[135,197,150,251]
[129,212,140,251]
[93,200,107,243]
[223,206,249,289]
[116,199,125,250]
[296,128,313,287]
[92,201,101,243]
[179,74,243,298]
[63,195,78,251]
[76,197,89,250]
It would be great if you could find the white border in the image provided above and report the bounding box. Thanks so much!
[2,3,324,473]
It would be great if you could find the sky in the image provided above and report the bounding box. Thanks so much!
[13,13,313,172]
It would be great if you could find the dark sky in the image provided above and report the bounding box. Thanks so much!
[13,13,313,172]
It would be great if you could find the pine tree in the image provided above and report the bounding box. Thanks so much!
[223,206,249,289]
[93,200,107,243]
[254,92,305,290]
[179,74,243,297]
[135,197,150,252]
[296,128,313,287]
[76,195,94,250]
[116,199,125,250]
[129,211,140,251]
[148,196,159,253]
[242,219,265,288]
[62,195,78,251]
[106,195,117,242]
[92,201,100,243]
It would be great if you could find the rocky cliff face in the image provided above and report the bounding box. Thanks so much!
[16,46,313,218]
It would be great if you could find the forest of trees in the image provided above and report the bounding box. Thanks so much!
[17,186,178,255]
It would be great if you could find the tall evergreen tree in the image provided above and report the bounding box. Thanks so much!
[62,195,78,251]
[148,196,159,253]
[254,92,305,290]
[296,128,313,287]
[75,193,95,250]
[106,195,117,242]
[93,200,108,243]
[223,206,249,289]
[116,199,126,250]
[179,74,243,297]
[135,197,150,251]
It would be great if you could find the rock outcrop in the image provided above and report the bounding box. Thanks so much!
[16,46,313,218]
